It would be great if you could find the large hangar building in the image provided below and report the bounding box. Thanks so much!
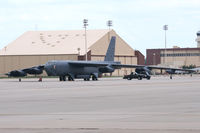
[0,29,144,76]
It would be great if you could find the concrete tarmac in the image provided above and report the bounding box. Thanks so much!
[0,75,200,133]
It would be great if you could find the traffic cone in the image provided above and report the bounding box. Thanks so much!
[38,76,42,82]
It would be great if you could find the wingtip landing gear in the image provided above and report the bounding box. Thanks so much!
[170,74,172,79]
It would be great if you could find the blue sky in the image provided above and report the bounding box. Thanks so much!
[0,0,200,56]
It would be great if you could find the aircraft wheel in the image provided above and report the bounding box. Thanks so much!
[59,76,63,81]
[92,76,98,81]
[84,78,89,81]
[138,77,142,80]
[63,76,66,81]
[68,76,74,81]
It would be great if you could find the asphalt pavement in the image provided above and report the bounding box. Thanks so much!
[0,75,200,133]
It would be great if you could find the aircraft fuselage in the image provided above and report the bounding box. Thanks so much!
[44,61,100,77]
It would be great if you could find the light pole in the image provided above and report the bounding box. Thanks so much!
[83,19,88,61]
[163,25,168,65]
[107,20,113,76]
[107,20,112,41]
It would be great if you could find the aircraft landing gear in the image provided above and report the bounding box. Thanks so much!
[92,76,98,81]
[84,78,90,81]
[59,76,66,81]
[170,74,172,79]
[68,76,74,81]
[19,78,21,82]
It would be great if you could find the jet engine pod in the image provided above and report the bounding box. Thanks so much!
[99,65,114,73]
[166,69,175,74]
[24,68,43,75]
[6,70,27,77]
[135,66,151,75]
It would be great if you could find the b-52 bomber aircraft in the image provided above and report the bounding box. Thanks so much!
[5,36,194,81]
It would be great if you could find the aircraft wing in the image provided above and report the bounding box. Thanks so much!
[68,61,195,73]
[6,65,45,77]
[112,64,195,72]
[144,65,195,72]
[112,64,145,68]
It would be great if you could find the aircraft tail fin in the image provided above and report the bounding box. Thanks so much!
[104,36,116,61]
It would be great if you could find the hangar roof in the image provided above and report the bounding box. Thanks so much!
[0,29,111,55]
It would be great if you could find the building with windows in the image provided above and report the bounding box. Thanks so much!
[146,31,200,67]
[0,29,144,76]
[146,47,200,67]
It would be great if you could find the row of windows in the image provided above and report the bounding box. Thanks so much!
[160,53,200,57]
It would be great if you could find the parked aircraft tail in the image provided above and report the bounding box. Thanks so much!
[104,36,116,62]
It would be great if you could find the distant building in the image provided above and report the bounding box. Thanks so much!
[146,31,200,67]
[135,50,145,65]
[0,29,144,76]
[146,47,200,67]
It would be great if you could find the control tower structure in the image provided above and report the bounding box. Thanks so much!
[196,31,200,47]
